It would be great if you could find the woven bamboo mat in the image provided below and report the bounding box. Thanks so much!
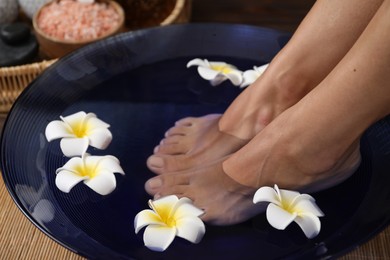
[0,173,83,259]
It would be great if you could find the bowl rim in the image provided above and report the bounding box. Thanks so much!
[32,0,125,45]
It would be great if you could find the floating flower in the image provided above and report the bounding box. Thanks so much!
[134,195,205,252]
[253,184,324,239]
[55,154,125,195]
[240,63,269,88]
[187,58,243,86]
[45,111,112,157]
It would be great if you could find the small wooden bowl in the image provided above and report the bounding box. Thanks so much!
[32,0,125,58]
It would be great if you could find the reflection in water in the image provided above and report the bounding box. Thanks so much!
[55,56,97,81]
[15,134,55,225]
[32,199,55,223]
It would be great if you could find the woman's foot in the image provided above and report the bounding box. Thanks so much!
[147,114,247,174]
[145,157,266,225]
[145,126,361,226]
[145,107,362,226]
[147,66,312,174]
[223,102,363,193]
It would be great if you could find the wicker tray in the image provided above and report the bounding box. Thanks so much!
[0,59,57,113]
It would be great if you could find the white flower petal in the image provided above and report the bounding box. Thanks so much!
[83,169,117,195]
[210,74,228,86]
[84,113,110,129]
[87,128,113,150]
[134,209,164,234]
[266,203,297,230]
[253,186,281,206]
[294,213,321,239]
[56,170,87,193]
[56,156,83,174]
[95,155,125,175]
[176,216,206,243]
[61,111,87,127]
[45,120,73,141]
[209,61,235,68]
[197,66,220,80]
[186,58,209,68]
[143,225,177,252]
[240,64,268,88]
[173,198,204,219]
[293,198,324,217]
[241,70,261,88]
[254,63,269,74]
[279,189,301,206]
[60,137,89,157]
[83,154,119,173]
[151,195,179,213]
[291,193,315,205]
[225,70,243,86]
[82,153,100,165]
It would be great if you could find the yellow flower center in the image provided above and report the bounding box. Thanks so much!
[281,201,292,212]
[69,121,92,138]
[156,203,177,227]
[280,200,303,216]
[75,163,99,179]
[210,64,233,74]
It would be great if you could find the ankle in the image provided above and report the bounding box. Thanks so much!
[270,64,312,114]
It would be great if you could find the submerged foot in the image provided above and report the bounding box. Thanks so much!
[145,157,266,225]
[147,62,317,174]
[145,140,361,226]
[145,91,363,225]
[146,114,247,174]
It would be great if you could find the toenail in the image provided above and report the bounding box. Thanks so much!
[154,194,161,199]
[149,156,164,168]
[153,145,159,153]
[147,178,162,189]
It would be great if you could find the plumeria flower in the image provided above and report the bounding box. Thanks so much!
[55,154,125,195]
[240,63,269,88]
[253,184,324,239]
[187,58,243,86]
[134,195,205,252]
[45,111,112,157]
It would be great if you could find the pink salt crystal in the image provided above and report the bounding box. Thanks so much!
[37,0,120,42]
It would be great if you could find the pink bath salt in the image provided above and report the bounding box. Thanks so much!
[37,0,121,42]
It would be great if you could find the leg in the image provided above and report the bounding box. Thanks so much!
[146,0,390,225]
[224,0,390,191]
[147,0,383,174]
[220,0,384,139]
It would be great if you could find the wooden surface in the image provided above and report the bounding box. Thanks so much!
[1,0,390,259]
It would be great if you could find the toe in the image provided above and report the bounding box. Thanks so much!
[146,154,193,174]
[161,135,182,145]
[165,126,189,137]
[175,117,196,126]
[145,174,189,196]
[146,155,165,174]
[155,143,189,155]
[144,177,162,195]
